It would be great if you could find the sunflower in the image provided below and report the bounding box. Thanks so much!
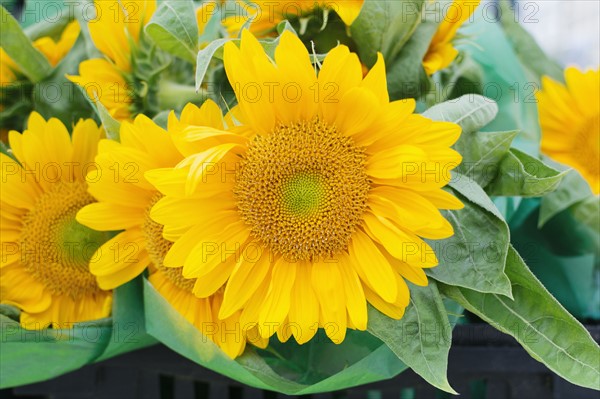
[76,104,267,357]
[67,1,157,121]
[0,20,80,86]
[148,30,463,345]
[422,0,480,75]
[0,112,111,329]
[223,0,364,37]
[537,67,600,194]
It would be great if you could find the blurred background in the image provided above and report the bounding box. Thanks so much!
[515,0,600,68]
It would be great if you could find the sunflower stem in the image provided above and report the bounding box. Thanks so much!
[157,80,208,110]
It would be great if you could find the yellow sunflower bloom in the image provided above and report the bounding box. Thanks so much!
[68,1,156,121]
[538,67,600,194]
[223,0,364,37]
[0,21,80,86]
[0,112,111,329]
[76,104,267,358]
[422,0,480,75]
[33,20,81,67]
[0,48,19,86]
[147,30,463,345]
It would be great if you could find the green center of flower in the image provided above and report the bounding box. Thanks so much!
[142,192,195,292]
[235,118,370,262]
[281,172,326,218]
[20,181,111,298]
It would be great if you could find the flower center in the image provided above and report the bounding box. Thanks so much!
[20,181,111,298]
[143,193,195,291]
[235,118,370,262]
[281,172,326,218]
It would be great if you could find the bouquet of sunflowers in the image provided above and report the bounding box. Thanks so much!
[1,0,598,394]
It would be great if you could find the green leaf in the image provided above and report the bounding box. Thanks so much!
[385,14,436,100]
[486,149,567,197]
[423,94,498,134]
[350,0,424,67]
[75,82,121,140]
[195,38,231,91]
[440,245,600,390]
[538,159,594,227]
[0,6,52,82]
[427,174,513,297]
[146,0,199,64]
[457,130,518,188]
[498,1,563,82]
[423,95,517,187]
[95,100,121,141]
[367,281,456,394]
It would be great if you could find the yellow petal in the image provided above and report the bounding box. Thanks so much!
[219,244,272,318]
[348,229,398,303]
[337,252,368,330]
[312,259,347,343]
[288,263,319,344]
[77,202,144,231]
[363,212,438,268]
[258,257,297,338]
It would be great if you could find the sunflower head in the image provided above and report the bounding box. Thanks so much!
[67,1,161,121]
[33,20,81,67]
[538,67,600,194]
[223,0,365,39]
[0,112,111,329]
[422,0,480,75]
[149,30,462,346]
[1,21,80,87]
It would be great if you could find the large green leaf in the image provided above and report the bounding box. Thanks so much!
[146,0,199,64]
[441,246,600,390]
[426,175,512,297]
[350,0,424,67]
[486,149,567,197]
[0,6,52,82]
[423,94,498,134]
[457,130,518,188]
[367,281,456,394]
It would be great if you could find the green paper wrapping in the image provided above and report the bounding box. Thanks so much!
[510,198,600,320]
[143,277,464,394]
[0,277,157,388]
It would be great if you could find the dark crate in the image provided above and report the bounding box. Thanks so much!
[2,324,599,399]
